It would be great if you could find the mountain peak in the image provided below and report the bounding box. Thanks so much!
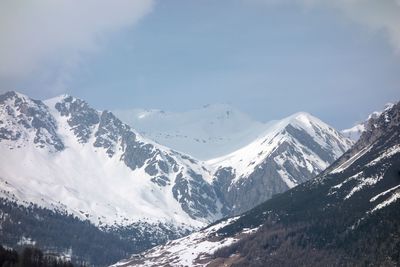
[342,101,398,142]
[286,111,322,126]
[44,93,78,105]
[202,103,233,111]
[384,102,394,110]
[0,90,31,103]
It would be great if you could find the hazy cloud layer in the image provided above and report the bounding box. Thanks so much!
[256,0,400,53]
[317,0,400,53]
[0,0,154,88]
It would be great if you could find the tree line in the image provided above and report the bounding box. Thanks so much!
[0,246,83,267]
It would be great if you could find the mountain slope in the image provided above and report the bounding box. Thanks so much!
[0,91,221,227]
[210,112,353,215]
[115,101,400,267]
[0,91,225,265]
[113,104,268,160]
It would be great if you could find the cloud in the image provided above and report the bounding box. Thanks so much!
[253,0,400,53]
[312,0,400,53]
[0,0,154,90]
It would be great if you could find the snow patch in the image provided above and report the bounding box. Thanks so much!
[371,191,400,213]
[370,185,400,202]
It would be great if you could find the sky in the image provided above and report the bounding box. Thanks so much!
[0,0,399,129]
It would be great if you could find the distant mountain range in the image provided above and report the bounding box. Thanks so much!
[1,91,384,266]
[113,104,268,160]
[114,101,400,267]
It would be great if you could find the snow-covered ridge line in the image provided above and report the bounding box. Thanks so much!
[113,104,269,160]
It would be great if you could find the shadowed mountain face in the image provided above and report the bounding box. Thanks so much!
[114,102,400,267]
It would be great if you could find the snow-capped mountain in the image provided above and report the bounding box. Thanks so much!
[0,91,354,265]
[0,91,221,229]
[114,106,353,216]
[210,112,353,215]
[113,104,268,160]
[114,101,400,267]
[341,103,394,141]
[0,91,353,223]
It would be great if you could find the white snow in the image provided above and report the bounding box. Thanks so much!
[0,93,352,233]
[0,94,216,229]
[370,185,400,202]
[331,171,363,190]
[344,175,382,200]
[329,171,383,200]
[367,145,400,167]
[277,169,297,188]
[330,145,372,174]
[208,112,351,186]
[17,236,36,246]
[341,103,394,142]
[371,191,400,213]
[113,104,269,160]
[111,216,262,267]
[341,124,365,142]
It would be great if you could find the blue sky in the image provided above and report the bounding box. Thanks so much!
[1,0,399,129]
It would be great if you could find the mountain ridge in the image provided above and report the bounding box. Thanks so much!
[0,90,354,266]
[113,104,269,160]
